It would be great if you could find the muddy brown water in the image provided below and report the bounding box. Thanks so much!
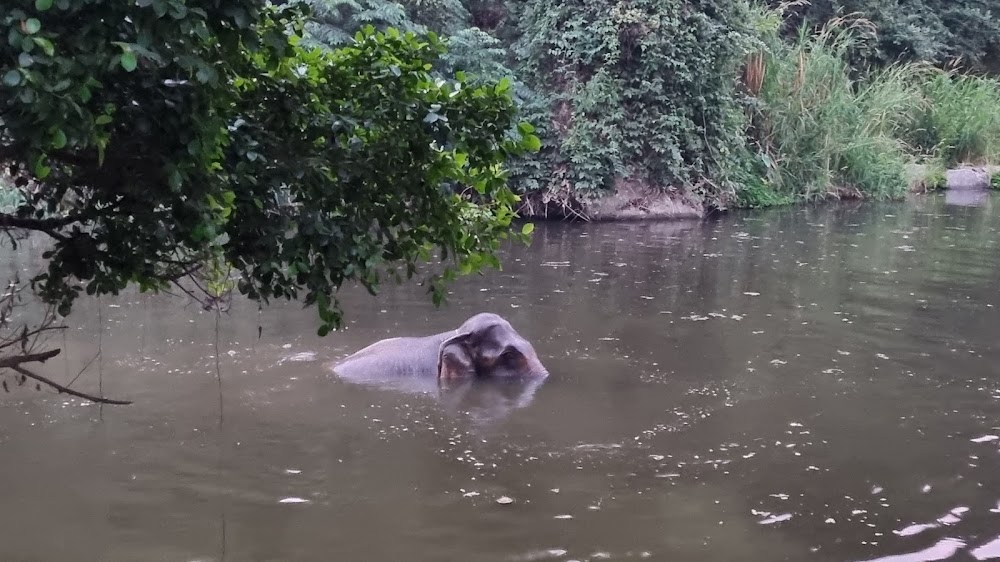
[2,193,1000,561]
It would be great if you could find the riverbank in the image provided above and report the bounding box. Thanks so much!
[517,164,999,222]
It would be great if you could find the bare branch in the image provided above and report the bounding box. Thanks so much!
[0,347,131,405]
[0,349,60,369]
[10,364,133,405]
[0,325,66,352]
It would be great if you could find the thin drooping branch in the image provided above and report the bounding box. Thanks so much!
[64,350,100,389]
[0,277,132,405]
[0,325,66,353]
[10,364,133,405]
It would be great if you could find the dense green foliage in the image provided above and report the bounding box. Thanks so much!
[510,0,754,204]
[303,0,759,206]
[0,0,536,336]
[768,0,1000,71]
[301,0,1000,214]
[305,0,516,84]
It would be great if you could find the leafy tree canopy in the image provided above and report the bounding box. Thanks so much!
[0,0,538,339]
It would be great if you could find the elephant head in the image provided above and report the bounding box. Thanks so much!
[437,313,548,380]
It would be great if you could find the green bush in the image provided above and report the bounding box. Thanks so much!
[511,0,757,205]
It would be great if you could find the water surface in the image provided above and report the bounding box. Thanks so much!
[2,193,1000,561]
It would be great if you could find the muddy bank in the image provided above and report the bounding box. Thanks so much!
[518,165,997,222]
[516,181,705,222]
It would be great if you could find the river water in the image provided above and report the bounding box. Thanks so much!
[2,193,1000,561]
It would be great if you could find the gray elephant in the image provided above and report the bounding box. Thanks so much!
[333,313,549,380]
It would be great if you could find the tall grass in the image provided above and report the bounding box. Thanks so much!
[746,16,917,202]
[741,5,1000,206]
[907,71,1000,166]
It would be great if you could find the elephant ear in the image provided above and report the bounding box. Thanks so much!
[437,332,476,379]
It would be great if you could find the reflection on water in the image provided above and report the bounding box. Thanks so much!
[2,191,1000,561]
[945,189,991,208]
[334,362,548,426]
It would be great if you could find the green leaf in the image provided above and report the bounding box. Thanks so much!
[196,66,216,83]
[168,168,182,190]
[120,51,137,72]
[95,115,112,125]
[34,161,50,179]
[51,128,66,149]
[18,52,34,67]
[35,0,53,11]
[32,37,54,56]
[517,122,535,135]
[24,19,41,34]
[2,70,21,87]
[521,222,535,235]
[495,77,511,94]
[523,134,542,152]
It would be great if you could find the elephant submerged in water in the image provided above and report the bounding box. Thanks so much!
[333,313,549,381]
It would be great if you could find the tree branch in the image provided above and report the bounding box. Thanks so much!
[11,365,133,405]
[0,213,81,240]
[1,348,133,405]
[0,349,60,369]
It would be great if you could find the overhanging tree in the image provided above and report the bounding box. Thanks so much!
[0,0,538,403]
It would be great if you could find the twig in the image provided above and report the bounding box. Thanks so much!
[64,351,100,389]
[98,295,105,418]
[214,305,224,426]
[0,325,65,352]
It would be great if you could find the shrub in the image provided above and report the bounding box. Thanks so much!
[512,0,757,206]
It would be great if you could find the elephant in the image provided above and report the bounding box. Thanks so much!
[332,313,549,381]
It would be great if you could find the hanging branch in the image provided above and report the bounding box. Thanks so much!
[10,363,133,405]
[0,278,132,405]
